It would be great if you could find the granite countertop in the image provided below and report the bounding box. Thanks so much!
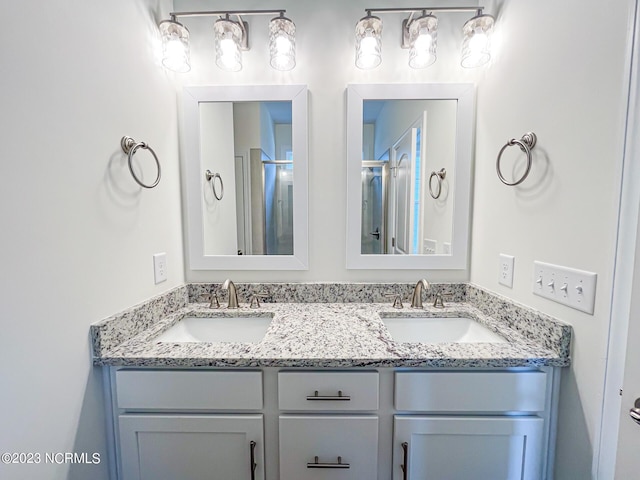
[92,298,570,368]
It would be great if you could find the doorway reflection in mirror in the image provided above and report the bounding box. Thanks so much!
[361,99,456,255]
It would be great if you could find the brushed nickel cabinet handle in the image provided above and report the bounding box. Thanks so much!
[249,441,257,480]
[630,398,640,426]
[401,442,408,480]
[307,456,350,469]
[306,390,351,401]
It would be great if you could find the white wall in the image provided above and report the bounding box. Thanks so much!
[470,1,634,478]
[0,1,183,479]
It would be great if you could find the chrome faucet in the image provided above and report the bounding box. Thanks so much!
[222,279,239,309]
[410,279,431,308]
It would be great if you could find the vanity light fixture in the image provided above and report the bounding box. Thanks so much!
[355,12,383,69]
[269,12,296,71]
[408,11,438,68]
[159,9,296,73]
[461,12,495,68]
[357,6,494,69]
[214,15,244,72]
[159,17,191,73]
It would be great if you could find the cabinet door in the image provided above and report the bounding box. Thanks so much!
[119,414,264,480]
[393,416,543,480]
[280,415,378,479]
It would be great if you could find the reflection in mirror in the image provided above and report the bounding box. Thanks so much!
[201,101,293,256]
[183,85,308,270]
[361,99,456,255]
[346,83,475,270]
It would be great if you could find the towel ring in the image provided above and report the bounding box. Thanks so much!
[120,136,161,189]
[429,168,446,199]
[205,169,224,200]
[496,132,537,186]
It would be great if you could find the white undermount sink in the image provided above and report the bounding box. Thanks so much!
[382,316,507,344]
[154,315,273,343]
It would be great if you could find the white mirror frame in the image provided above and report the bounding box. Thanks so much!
[183,84,309,270]
[346,83,475,269]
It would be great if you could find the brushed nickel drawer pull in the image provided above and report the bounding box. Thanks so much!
[306,390,351,401]
[307,456,350,469]
[401,442,408,480]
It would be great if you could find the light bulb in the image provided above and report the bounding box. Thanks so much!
[358,34,380,68]
[469,31,489,51]
[414,32,433,50]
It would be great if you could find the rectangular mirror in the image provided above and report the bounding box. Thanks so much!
[183,85,308,270]
[346,84,475,269]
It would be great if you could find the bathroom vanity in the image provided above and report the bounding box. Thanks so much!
[92,283,571,480]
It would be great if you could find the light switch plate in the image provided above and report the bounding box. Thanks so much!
[532,261,597,314]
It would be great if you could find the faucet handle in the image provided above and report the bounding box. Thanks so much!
[198,291,221,309]
[384,293,404,309]
[432,293,445,308]
[249,292,268,309]
[208,291,221,309]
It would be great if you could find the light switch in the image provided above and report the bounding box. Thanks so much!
[532,261,597,314]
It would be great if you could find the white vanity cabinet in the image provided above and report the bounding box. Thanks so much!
[278,371,380,479]
[105,367,559,480]
[112,370,265,480]
[392,370,555,480]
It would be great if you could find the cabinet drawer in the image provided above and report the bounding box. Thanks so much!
[280,415,378,479]
[115,370,262,410]
[278,371,379,411]
[395,371,547,412]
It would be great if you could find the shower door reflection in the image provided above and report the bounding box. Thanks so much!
[361,161,388,254]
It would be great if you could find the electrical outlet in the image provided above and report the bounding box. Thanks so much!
[499,254,515,288]
[153,253,167,284]
[532,261,597,314]
[423,238,437,254]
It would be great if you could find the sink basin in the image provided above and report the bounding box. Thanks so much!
[154,315,273,343]
[382,316,507,344]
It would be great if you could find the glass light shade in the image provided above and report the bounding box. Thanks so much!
[159,20,191,73]
[461,14,495,68]
[355,15,383,69]
[408,14,438,69]
[269,16,296,71]
[214,18,243,72]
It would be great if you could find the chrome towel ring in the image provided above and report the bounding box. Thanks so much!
[496,132,538,186]
[205,169,224,200]
[120,136,161,189]
[429,168,446,199]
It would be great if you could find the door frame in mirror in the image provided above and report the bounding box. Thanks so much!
[346,83,475,269]
[183,84,308,270]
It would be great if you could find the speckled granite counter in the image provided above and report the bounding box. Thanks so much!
[91,283,571,368]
